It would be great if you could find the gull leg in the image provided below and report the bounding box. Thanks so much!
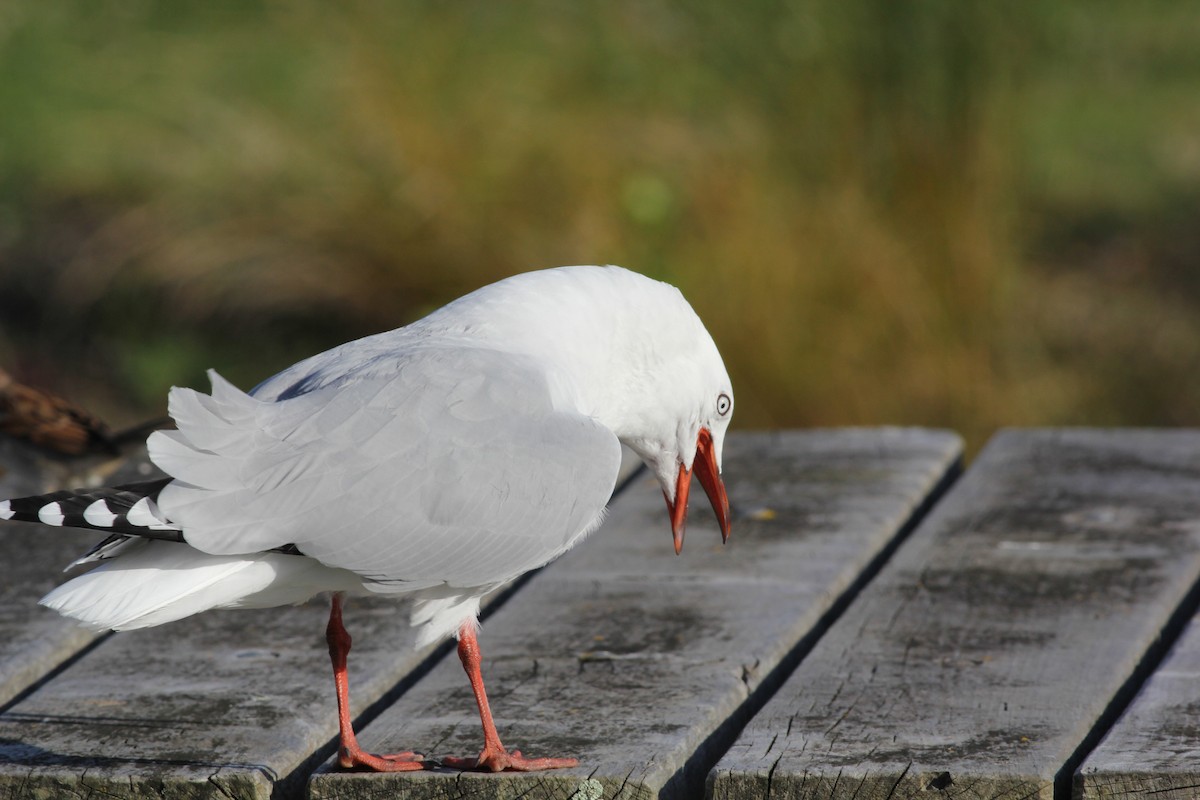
[440,622,579,772]
[326,593,424,772]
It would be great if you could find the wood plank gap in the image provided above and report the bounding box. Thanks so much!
[306,428,964,800]
[710,428,1200,800]
[0,632,114,717]
[0,443,165,707]
[662,454,963,799]
[272,633,456,800]
[0,447,646,799]
[273,572,551,798]
[277,462,647,798]
[0,520,107,708]
[1057,563,1200,800]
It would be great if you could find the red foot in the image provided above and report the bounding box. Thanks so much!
[440,746,578,773]
[338,745,425,772]
[326,596,427,774]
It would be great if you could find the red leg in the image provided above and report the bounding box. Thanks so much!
[440,623,579,772]
[326,593,424,772]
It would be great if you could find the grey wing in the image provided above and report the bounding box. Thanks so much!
[152,347,622,590]
[249,327,419,401]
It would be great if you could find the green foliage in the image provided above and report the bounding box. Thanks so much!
[0,1,1197,449]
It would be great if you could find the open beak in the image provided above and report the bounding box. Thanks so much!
[663,428,731,555]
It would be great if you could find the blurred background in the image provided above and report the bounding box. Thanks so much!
[1,1,1197,454]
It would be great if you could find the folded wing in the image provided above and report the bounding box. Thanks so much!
[149,346,622,592]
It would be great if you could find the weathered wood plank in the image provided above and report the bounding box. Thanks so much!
[0,594,436,799]
[0,435,154,709]
[0,435,179,711]
[1078,614,1200,799]
[306,428,962,800]
[0,450,646,799]
[0,520,100,709]
[710,429,1200,800]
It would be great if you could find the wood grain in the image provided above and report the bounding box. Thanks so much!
[710,429,1200,800]
[0,433,132,709]
[1078,614,1200,799]
[307,428,962,800]
[0,446,642,798]
[0,519,100,710]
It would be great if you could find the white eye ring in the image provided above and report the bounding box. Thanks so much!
[717,393,732,416]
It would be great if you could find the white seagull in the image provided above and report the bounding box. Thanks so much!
[0,265,733,772]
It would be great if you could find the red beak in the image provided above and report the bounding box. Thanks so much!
[663,428,731,555]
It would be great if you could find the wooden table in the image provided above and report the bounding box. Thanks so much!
[2,429,1199,799]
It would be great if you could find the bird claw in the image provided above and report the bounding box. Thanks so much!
[440,747,579,772]
[338,747,426,772]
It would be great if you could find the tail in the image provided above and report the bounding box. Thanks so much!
[3,480,342,631]
[0,479,181,540]
[39,540,345,631]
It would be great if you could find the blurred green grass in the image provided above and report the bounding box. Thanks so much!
[1,1,1198,452]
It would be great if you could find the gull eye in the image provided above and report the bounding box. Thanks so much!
[716,393,732,416]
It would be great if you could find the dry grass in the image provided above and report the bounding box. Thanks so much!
[1,1,1198,452]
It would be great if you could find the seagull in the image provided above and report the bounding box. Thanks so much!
[0,265,733,772]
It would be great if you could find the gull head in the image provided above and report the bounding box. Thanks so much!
[423,264,735,555]
[589,271,733,555]
[624,341,733,555]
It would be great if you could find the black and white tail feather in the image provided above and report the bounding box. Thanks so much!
[0,479,180,567]
[0,478,178,536]
[0,479,303,565]
[0,474,335,632]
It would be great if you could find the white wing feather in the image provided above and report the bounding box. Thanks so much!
[42,541,364,631]
[148,346,622,594]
